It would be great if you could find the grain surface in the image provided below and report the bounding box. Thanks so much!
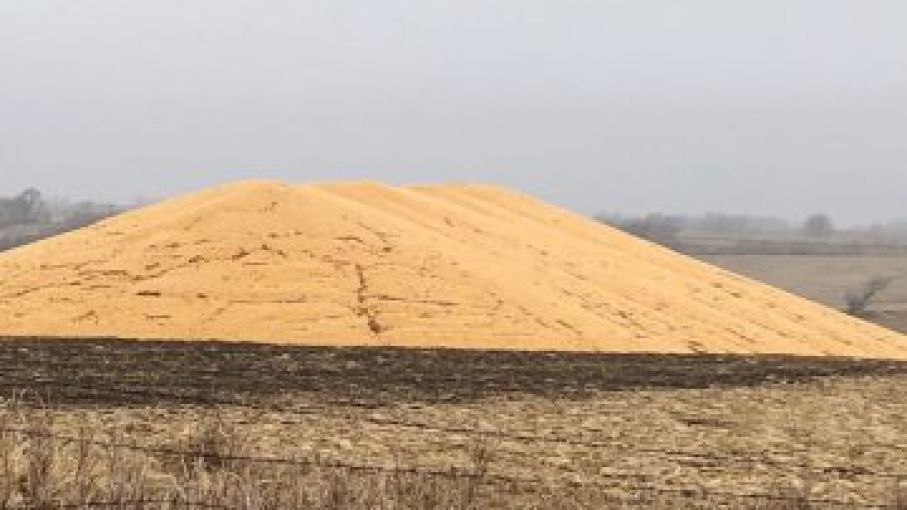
[0,180,904,356]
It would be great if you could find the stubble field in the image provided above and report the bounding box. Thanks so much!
[2,338,907,508]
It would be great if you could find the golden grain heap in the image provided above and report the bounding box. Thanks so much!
[0,180,904,357]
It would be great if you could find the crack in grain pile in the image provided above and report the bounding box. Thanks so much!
[0,180,905,357]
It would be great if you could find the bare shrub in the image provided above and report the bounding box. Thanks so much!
[462,432,495,508]
[0,405,17,508]
[21,415,56,507]
[802,213,834,238]
[844,276,895,316]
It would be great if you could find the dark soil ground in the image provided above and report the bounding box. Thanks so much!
[2,337,906,407]
[3,338,907,508]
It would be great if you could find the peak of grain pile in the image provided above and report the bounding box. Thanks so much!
[0,180,905,358]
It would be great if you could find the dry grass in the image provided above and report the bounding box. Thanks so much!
[2,342,907,508]
[0,401,495,509]
[1,388,906,509]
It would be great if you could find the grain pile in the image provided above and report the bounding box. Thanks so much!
[0,180,904,357]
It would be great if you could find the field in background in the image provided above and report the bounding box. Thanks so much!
[655,232,907,335]
[2,339,907,508]
[699,254,907,333]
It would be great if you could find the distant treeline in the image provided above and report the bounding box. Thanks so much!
[598,212,797,240]
[597,212,907,255]
[0,188,126,251]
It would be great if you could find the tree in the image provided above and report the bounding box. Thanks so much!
[604,213,683,244]
[0,188,46,226]
[802,213,834,237]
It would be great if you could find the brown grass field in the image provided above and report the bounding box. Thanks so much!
[2,338,907,508]
[700,254,907,335]
[701,255,907,310]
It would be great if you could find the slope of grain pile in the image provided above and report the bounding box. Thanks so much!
[0,180,905,357]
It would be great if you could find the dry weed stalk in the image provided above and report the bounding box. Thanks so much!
[0,399,901,509]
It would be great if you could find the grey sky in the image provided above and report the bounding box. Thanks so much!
[1,1,905,225]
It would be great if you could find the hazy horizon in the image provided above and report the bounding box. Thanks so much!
[2,1,906,226]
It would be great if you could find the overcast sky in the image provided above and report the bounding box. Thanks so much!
[1,1,905,225]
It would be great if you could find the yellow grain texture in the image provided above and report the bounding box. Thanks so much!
[1,180,904,357]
